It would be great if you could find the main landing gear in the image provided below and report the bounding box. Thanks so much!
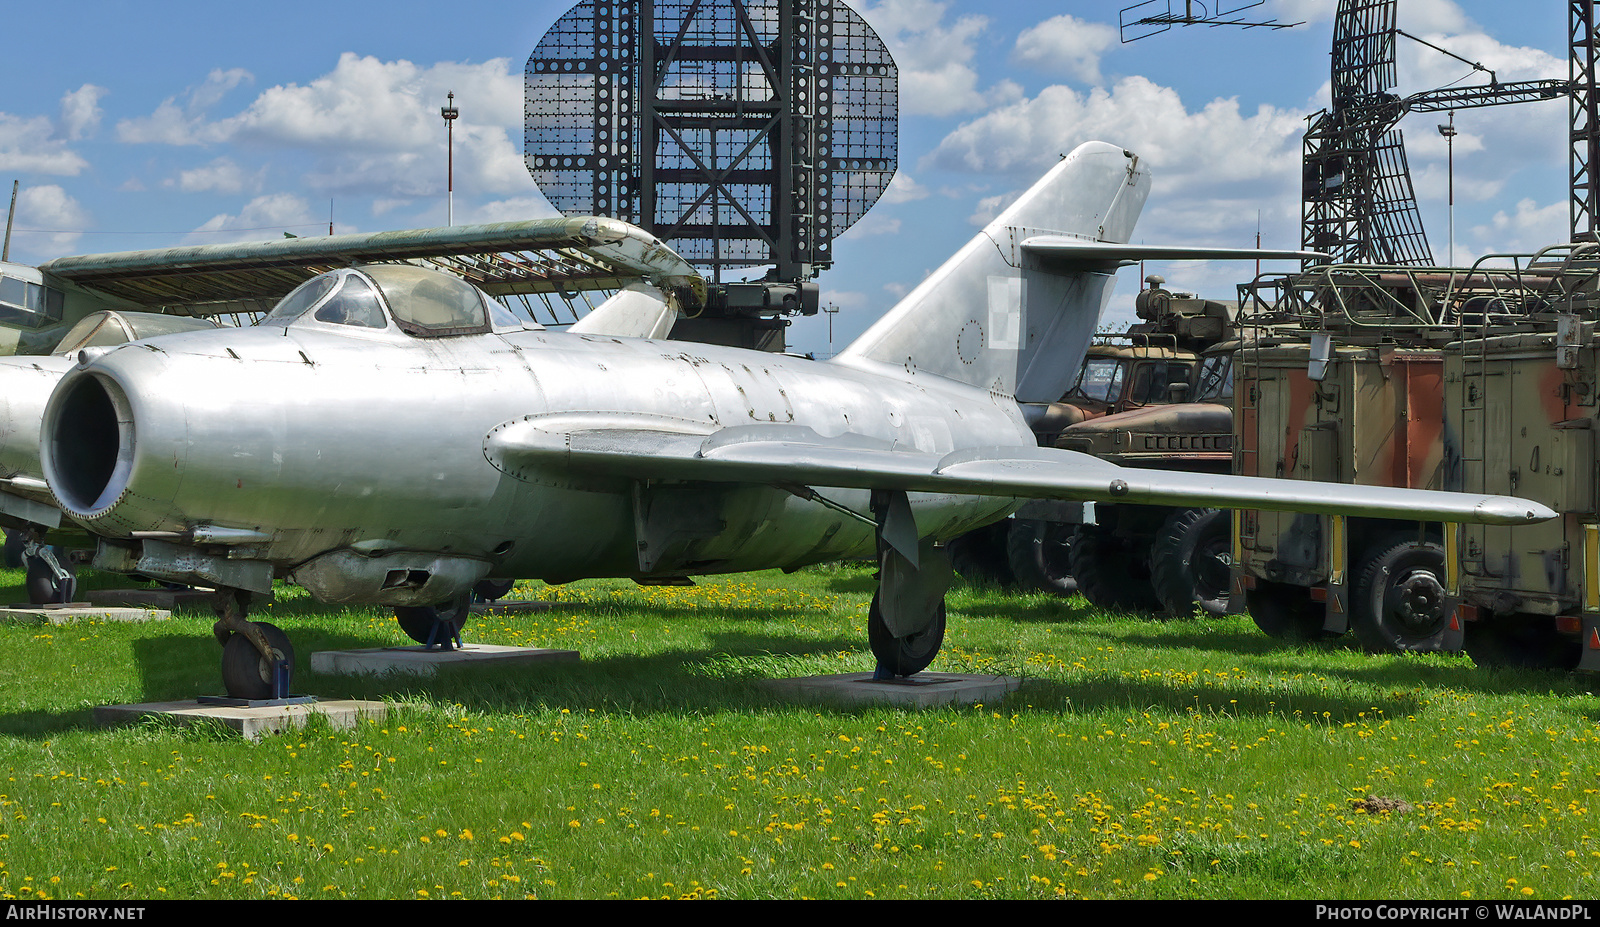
[14,530,78,605]
[212,589,295,701]
[393,578,512,650]
[867,490,952,679]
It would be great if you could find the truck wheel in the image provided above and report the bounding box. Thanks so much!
[1350,534,1449,653]
[948,522,1017,588]
[1067,525,1160,613]
[1005,519,1076,596]
[1246,579,1328,640]
[1150,508,1231,617]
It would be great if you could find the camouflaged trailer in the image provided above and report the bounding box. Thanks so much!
[1233,247,1600,673]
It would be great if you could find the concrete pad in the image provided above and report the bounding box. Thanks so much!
[86,588,216,612]
[85,588,276,612]
[764,672,1023,708]
[310,643,581,678]
[0,603,170,625]
[94,698,386,740]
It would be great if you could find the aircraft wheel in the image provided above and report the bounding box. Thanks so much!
[472,578,515,603]
[1067,525,1160,613]
[23,548,76,605]
[948,523,1016,588]
[867,593,945,677]
[1245,580,1328,641]
[221,621,294,701]
[1006,519,1077,597]
[1350,534,1448,653]
[395,599,470,648]
[1150,508,1231,618]
[2,531,22,570]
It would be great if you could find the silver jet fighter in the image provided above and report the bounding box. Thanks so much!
[35,142,1554,698]
[0,217,702,602]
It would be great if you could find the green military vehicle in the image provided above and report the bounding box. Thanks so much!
[954,277,1248,617]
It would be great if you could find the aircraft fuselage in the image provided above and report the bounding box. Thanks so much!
[44,323,1025,601]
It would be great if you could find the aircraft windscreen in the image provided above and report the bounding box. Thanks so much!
[311,274,387,328]
[262,274,340,325]
[361,265,490,337]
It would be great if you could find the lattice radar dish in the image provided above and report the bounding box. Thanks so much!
[525,0,897,280]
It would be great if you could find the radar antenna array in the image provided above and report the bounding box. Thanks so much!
[526,0,897,287]
[1119,1,1302,44]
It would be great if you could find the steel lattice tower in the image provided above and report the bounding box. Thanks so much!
[525,0,897,284]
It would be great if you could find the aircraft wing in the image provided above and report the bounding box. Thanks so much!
[1020,237,1330,272]
[39,217,703,317]
[486,418,1553,526]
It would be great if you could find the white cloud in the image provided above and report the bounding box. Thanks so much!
[1012,15,1118,85]
[879,172,930,205]
[119,54,533,201]
[167,157,265,195]
[926,76,1304,197]
[458,194,561,224]
[59,85,107,141]
[116,68,253,145]
[12,185,92,255]
[0,114,89,176]
[1468,197,1568,256]
[854,0,1019,116]
[185,192,319,244]
[967,191,1019,227]
[840,213,902,239]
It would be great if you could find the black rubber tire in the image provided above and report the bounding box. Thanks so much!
[2,531,22,570]
[867,592,945,677]
[1005,519,1077,596]
[473,578,515,602]
[23,549,76,605]
[395,601,469,646]
[948,523,1017,588]
[1349,534,1449,653]
[1464,613,1582,671]
[1246,579,1329,640]
[1067,524,1161,613]
[220,621,294,700]
[1149,508,1231,617]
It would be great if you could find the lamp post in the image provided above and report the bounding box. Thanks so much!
[1438,111,1456,266]
[441,91,459,226]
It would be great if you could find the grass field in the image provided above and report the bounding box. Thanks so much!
[0,562,1595,900]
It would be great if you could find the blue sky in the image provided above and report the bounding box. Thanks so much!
[0,1,1578,354]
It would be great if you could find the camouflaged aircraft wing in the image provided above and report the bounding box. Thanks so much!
[38,217,702,316]
[486,418,1555,526]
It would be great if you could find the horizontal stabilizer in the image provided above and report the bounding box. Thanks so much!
[486,419,1554,526]
[1021,237,1330,271]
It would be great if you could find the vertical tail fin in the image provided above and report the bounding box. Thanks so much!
[834,141,1150,402]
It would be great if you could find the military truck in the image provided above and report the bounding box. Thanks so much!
[1048,339,1237,616]
[954,277,1249,616]
[1231,247,1599,673]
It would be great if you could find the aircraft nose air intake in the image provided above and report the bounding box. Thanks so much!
[42,370,135,518]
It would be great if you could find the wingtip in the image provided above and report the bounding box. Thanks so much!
[1478,497,1559,524]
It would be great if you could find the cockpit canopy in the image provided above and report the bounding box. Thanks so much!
[52,310,220,355]
[261,265,535,336]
